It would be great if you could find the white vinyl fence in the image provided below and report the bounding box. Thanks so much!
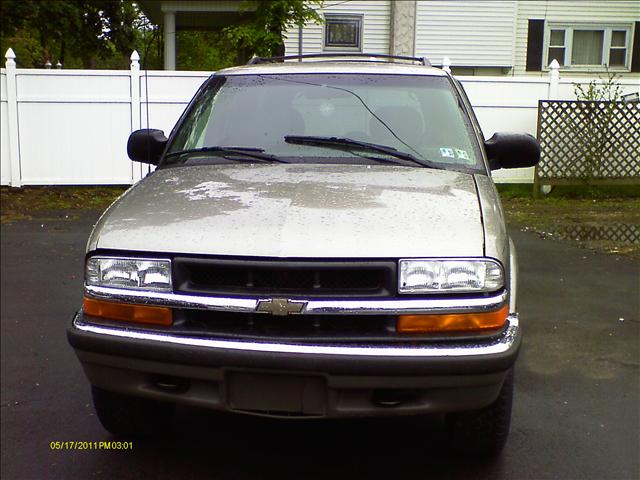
[2,50,639,186]
[1,50,209,187]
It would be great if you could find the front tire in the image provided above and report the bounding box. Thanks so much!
[92,386,174,438]
[446,369,514,456]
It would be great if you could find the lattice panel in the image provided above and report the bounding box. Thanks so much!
[536,101,640,180]
[555,223,640,245]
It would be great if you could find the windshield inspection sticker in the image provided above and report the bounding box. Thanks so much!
[455,149,470,161]
[439,147,455,158]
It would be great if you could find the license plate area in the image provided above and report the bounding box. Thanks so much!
[226,371,327,417]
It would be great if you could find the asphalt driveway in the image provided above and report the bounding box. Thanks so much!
[1,211,638,480]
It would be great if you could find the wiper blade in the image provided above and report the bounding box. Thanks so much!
[165,146,288,163]
[284,135,438,169]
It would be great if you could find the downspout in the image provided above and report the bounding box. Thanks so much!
[298,22,303,60]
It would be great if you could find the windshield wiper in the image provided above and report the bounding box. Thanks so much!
[284,135,438,169]
[164,146,288,163]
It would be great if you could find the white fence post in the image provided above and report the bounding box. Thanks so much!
[130,50,142,183]
[548,59,560,100]
[5,48,21,187]
[536,59,562,195]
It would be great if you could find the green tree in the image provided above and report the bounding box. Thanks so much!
[176,30,235,71]
[0,0,72,67]
[0,0,325,70]
[223,0,323,60]
[0,0,153,69]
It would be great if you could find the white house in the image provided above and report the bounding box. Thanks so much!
[284,0,640,77]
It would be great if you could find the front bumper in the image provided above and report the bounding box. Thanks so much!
[68,311,521,418]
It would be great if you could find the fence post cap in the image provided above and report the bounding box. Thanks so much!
[549,59,560,70]
[5,48,16,60]
[130,51,140,70]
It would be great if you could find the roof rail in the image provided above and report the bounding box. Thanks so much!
[247,53,431,66]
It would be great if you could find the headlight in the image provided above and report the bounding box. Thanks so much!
[399,259,503,294]
[86,256,172,292]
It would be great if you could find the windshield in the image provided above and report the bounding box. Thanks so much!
[164,73,483,171]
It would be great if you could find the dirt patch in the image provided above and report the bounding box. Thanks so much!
[501,196,640,258]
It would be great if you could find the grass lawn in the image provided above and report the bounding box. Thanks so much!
[2,184,639,258]
[0,186,127,222]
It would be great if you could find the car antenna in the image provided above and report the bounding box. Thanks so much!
[145,66,151,169]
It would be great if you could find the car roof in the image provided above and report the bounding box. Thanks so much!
[216,61,448,77]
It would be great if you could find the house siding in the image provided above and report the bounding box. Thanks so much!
[415,1,517,68]
[284,1,391,56]
[514,0,640,76]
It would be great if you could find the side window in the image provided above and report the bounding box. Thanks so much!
[454,79,485,141]
[169,83,220,152]
[548,29,566,66]
[609,30,629,67]
[323,14,363,51]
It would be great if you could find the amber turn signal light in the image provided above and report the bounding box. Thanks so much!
[397,304,509,334]
[83,297,173,326]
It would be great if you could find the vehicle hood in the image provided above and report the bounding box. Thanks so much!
[90,164,484,258]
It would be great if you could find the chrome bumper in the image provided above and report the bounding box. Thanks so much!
[72,313,519,357]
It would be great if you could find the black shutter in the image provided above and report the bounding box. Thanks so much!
[631,22,640,72]
[526,19,545,71]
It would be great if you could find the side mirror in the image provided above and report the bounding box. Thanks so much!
[484,132,541,170]
[127,129,168,165]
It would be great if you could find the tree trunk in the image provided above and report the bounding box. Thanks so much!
[83,56,96,69]
[271,27,285,57]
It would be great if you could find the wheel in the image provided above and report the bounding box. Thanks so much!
[91,386,174,438]
[446,369,514,456]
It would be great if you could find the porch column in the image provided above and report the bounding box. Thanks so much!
[390,1,416,56]
[163,10,176,70]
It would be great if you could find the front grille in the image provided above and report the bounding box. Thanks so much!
[160,309,507,344]
[185,310,397,342]
[173,258,396,297]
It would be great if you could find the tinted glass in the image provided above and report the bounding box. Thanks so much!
[166,74,483,170]
[548,47,565,65]
[611,30,626,47]
[609,49,626,66]
[325,17,361,47]
[550,30,565,46]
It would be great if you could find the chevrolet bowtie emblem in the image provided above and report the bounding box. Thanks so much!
[256,298,306,316]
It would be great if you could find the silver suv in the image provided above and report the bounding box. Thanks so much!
[68,54,539,456]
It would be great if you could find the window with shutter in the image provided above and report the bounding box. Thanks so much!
[543,24,634,70]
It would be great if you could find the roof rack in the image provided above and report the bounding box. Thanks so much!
[247,53,431,67]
